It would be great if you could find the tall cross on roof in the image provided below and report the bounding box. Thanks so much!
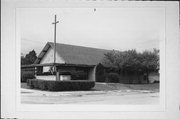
[52,15,59,65]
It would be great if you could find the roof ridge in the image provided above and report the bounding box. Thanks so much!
[48,42,111,51]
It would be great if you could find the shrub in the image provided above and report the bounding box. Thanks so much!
[153,80,159,83]
[96,75,106,82]
[27,79,95,91]
[21,71,35,82]
[95,64,106,82]
[105,73,120,83]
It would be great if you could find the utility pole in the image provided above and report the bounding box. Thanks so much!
[52,15,59,72]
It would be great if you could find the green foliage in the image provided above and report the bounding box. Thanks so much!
[21,71,35,82]
[139,49,159,72]
[27,79,95,91]
[21,56,28,65]
[105,73,120,83]
[102,50,122,68]
[21,50,37,65]
[153,80,159,83]
[102,49,159,73]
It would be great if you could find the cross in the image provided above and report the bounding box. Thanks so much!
[52,15,59,67]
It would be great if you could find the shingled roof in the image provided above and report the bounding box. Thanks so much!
[34,42,110,65]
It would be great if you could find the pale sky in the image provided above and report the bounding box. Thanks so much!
[19,8,164,56]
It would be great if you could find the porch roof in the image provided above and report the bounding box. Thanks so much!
[21,63,95,69]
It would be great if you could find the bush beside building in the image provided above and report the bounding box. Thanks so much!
[27,79,95,91]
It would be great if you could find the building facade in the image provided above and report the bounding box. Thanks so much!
[33,42,109,81]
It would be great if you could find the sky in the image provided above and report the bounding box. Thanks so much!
[19,8,165,56]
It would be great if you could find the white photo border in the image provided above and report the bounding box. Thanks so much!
[2,1,180,119]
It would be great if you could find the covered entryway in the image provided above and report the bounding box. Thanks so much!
[21,63,96,81]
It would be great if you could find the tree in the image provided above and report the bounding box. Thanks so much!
[21,50,37,65]
[21,56,27,65]
[102,49,141,72]
[120,49,140,72]
[101,48,159,83]
[102,50,120,68]
[139,49,159,83]
[140,49,159,72]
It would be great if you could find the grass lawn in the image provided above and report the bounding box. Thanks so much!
[126,83,159,91]
[93,83,159,91]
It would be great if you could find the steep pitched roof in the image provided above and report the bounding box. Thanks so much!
[34,42,110,65]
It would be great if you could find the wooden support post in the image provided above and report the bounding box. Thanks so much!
[34,67,35,78]
[56,71,60,81]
